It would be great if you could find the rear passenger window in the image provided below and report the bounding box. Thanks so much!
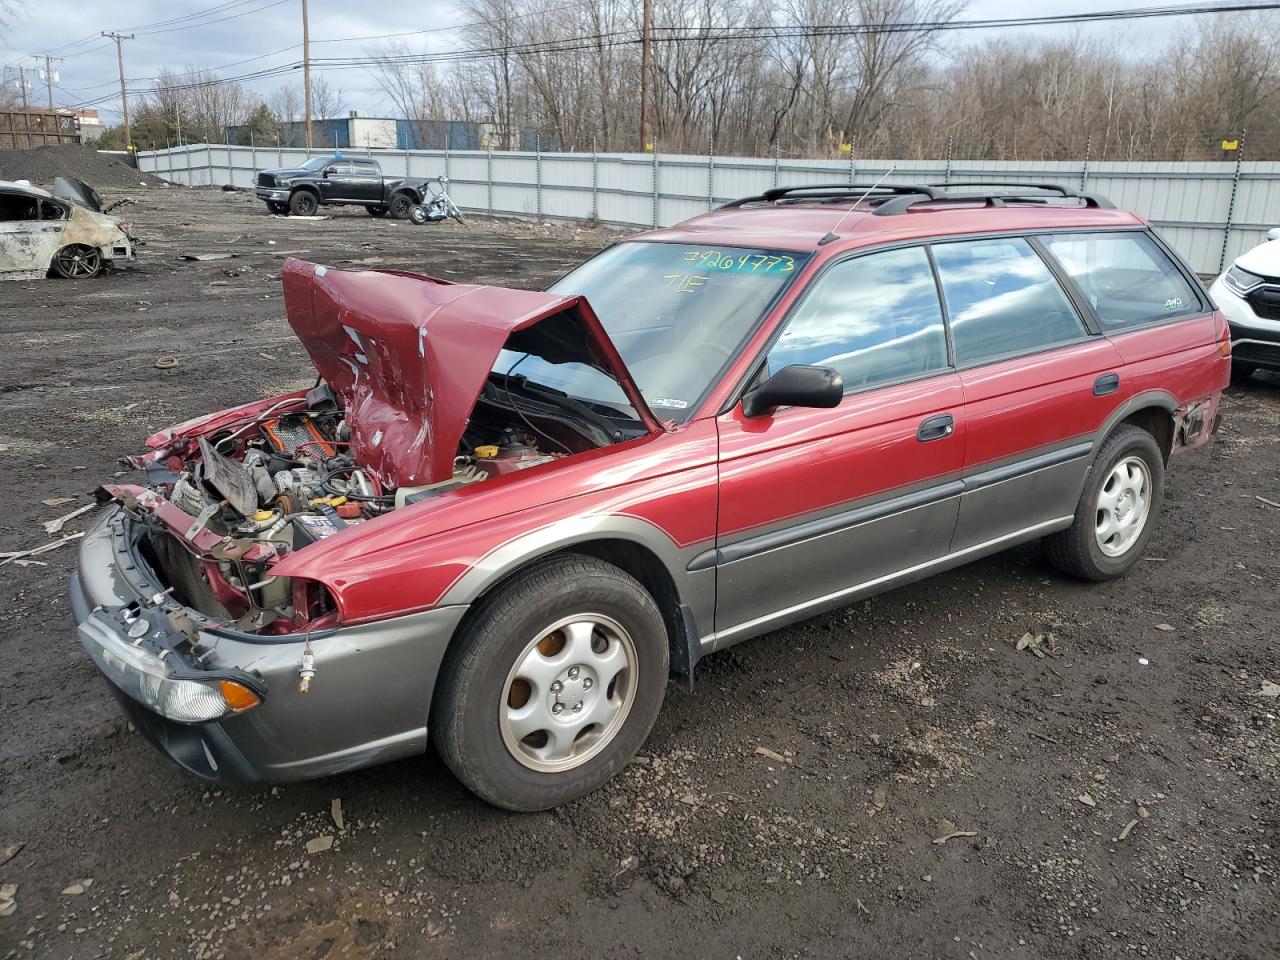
[932,237,1086,366]
[1042,232,1201,330]
[767,246,949,389]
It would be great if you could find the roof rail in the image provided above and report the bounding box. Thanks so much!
[720,182,943,209]
[872,182,1115,216]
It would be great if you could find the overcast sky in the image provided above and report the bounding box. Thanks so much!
[0,0,1233,122]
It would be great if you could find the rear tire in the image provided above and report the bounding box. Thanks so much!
[1044,424,1164,582]
[388,193,415,219]
[433,555,669,811]
[1231,360,1257,384]
[288,191,318,216]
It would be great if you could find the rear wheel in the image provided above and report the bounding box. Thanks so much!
[288,191,318,216]
[1044,425,1164,581]
[388,193,415,220]
[50,244,102,279]
[1231,360,1257,384]
[433,555,669,811]
[365,204,389,217]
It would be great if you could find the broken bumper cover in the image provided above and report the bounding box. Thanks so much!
[69,507,466,785]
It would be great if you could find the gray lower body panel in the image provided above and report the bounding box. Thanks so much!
[71,509,465,785]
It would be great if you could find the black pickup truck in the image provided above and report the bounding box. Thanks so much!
[254,155,429,218]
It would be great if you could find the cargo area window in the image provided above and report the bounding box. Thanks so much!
[767,245,949,389]
[1041,231,1202,329]
[932,237,1087,366]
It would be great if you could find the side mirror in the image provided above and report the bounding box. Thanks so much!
[322,168,333,178]
[1268,226,1280,242]
[741,364,843,418]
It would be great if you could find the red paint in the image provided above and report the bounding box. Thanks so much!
[280,258,661,489]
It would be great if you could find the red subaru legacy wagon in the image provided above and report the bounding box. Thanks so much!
[72,182,1229,809]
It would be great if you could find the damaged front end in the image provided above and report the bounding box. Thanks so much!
[72,259,659,782]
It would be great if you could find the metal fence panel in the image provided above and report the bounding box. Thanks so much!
[135,145,1280,275]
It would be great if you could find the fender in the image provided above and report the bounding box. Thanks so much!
[437,513,715,645]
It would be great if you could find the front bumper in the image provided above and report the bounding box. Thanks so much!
[1208,275,1280,370]
[70,507,466,785]
[256,188,289,203]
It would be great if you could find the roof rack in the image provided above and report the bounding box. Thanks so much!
[870,181,1114,216]
[719,182,943,209]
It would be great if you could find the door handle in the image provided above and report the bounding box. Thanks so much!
[1094,373,1120,396]
[917,413,954,442]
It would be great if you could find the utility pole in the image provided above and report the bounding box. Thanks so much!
[102,32,135,151]
[38,53,64,111]
[301,0,313,149]
[639,0,651,152]
[17,65,29,111]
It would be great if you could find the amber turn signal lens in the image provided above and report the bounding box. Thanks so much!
[219,679,262,712]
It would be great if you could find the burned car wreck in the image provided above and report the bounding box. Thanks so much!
[0,177,134,280]
[72,258,664,791]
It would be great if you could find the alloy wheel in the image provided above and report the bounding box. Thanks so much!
[498,614,637,773]
[53,245,101,279]
[1095,455,1152,557]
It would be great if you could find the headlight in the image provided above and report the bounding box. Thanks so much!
[78,615,263,724]
[1224,264,1264,295]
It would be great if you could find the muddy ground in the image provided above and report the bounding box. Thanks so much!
[0,187,1277,959]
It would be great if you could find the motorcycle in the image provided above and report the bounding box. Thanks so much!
[409,176,464,225]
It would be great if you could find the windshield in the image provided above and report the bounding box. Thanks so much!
[493,241,806,421]
[299,156,332,171]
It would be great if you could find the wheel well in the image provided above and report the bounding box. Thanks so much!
[291,185,320,198]
[391,189,416,203]
[1119,406,1175,463]
[448,540,690,681]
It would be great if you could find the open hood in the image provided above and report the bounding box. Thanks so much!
[281,258,662,489]
[51,176,104,212]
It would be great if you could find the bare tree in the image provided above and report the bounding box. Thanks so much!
[310,75,347,120]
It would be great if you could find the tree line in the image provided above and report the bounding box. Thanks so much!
[45,1,1280,161]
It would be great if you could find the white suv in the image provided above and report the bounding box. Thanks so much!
[1209,227,1280,381]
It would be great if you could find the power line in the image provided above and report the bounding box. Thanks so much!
[56,0,1280,111]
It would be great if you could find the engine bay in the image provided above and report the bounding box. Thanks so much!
[124,375,622,635]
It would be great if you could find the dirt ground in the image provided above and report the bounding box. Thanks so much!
[1,187,1277,960]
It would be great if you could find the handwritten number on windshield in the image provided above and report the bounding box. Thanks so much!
[682,250,795,272]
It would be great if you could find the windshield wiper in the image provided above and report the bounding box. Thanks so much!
[505,376,629,443]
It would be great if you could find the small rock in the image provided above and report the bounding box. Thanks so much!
[679,794,699,806]
[1154,623,1175,632]
[754,746,788,764]
[330,798,345,831]
[1077,794,1097,808]
[304,835,334,854]
[61,884,85,896]
[871,786,887,810]
[0,883,16,917]
[0,843,23,867]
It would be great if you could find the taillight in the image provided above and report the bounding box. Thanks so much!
[1218,320,1232,358]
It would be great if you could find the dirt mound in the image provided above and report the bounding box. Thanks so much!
[0,144,169,190]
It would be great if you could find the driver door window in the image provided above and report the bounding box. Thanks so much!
[766,246,950,390]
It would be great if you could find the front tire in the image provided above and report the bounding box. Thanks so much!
[1044,425,1164,581]
[433,555,669,811]
[50,244,102,279]
[288,191,318,216]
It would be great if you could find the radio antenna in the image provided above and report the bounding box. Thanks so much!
[818,166,897,246]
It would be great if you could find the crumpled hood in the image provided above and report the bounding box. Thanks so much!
[281,258,661,489]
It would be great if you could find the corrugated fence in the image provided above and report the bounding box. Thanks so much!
[136,143,1280,276]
